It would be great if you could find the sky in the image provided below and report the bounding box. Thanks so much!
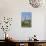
[21,12,32,21]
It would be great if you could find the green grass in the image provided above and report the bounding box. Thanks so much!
[21,20,32,27]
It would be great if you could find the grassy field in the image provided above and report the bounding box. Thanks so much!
[21,20,32,27]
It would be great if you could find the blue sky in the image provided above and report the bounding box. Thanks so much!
[21,12,32,21]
